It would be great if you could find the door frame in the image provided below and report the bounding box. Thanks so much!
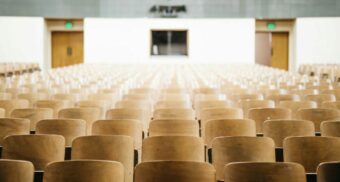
[44,19,84,70]
[255,19,296,72]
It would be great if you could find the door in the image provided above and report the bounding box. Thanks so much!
[52,32,83,68]
[271,32,289,70]
[255,32,271,67]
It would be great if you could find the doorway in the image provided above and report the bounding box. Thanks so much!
[52,32,84,68]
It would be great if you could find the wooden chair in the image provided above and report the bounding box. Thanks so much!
[17,93,48,107]
[36,119,86,146]
[248,108,291,134]
[317,161,340,182]
[263,119,315,147]
[228,93,263,102]
[212,136,275,181]
[0,99,29,117]
[153,108,195,120]
[154,101,191,109]
[239,100,275,118]
[304,94,336,107]
[76,100,109,119]
[224,162,306,182]
[0,118,30,145]
[36,100,70,118]
[0,108,5,117]
[2,134,65,170]
[106,108,149,131]
[135,161,216,182]
[72,135,134,182]
[320,120,340,137]
[52,93,79,105]
[283,136,340,173]
[278,101,317,119]
[321,101,340,110]
[149,119,199,137]
[92,119,143,150]
[10,108,53,131]
[0,159,34,182]
[59,108,101,135]
[43,160,124,182]
[196,100,233,119]
[297,108,340,132]
[266,94,300,105]
[142,136,204,162]
[0,92,11,100]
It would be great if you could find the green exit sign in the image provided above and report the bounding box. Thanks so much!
[64,21,73,29]
[267,22,277,30]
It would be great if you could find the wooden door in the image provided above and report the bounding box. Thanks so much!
[271,32,289,70]
[52,32,83,68]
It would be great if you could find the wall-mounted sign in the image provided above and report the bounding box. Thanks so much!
[267,22,277,30]
[64,21,73,29]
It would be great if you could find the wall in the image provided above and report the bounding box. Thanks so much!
[0,16,44,66]
[296,17,340,66]
[84,18,255,64]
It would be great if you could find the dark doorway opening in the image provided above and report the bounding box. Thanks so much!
[151,30,188,56]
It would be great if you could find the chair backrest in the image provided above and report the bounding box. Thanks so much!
[76,100,109,119]
[106,108,149,131]
[204,119,256,146]
[59,108,101,135]
[72,135,134,182]
[154,101,191,109]
[92,119,143,150]
[2,134,65,170]
[248,108,291,133]
[17,93,48,107]
[304,94,336,107]
[135,161,216,182]
[142,136,204,162]
[0,159,34,182]
[317,161,340,182]
[52,93,79,103]
[153,108,195,120]
[0,118,30,145]
[196,100,232,118]
[36,100,69,118]
[10,108,53,131]
[0,92,12,100]
[212,136,275,181]
[0,108,5,117]
[43,160,124,182]
[149,119,199,137]
[297,108,340,132]
[321,120,340,137]
[229,93,263,102]
[263,119,315,147]
[266,94,300,105]
[0,99,29,117]
[284,136,340,173]
[278,101,317,119]
[224,162,306,182]
[239,100,275,118]
[321,101,340,110]
[36,119,86,146]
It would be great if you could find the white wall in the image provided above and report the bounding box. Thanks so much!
[0,17,44,66]
[296,17,340,66]
[84,18,255,64]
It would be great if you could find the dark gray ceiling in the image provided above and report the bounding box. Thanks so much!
[0,0,340,18]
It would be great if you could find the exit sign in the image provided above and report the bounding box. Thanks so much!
[267,22,277,30]
[64,21,73,29]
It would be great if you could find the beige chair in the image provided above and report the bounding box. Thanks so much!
[317,161,340,182]
[304,94,336,107]
[92,119,143,150]
[321,120,340,137]
[106,108,149,131]
[0,118,30,145]
[10,108,53,131]
[263,119,315,147]
[52,93,79,105]
[212,136,275,181]
[36,100,70,118]
[204,119,256,146]
[43,160,124,182]
[2,134,65,170]
[196,100,232,116]
[59,108,101,135]
[284,136,340,173]
[0,108,5,117]
[0,92,11,100]
[0,99,29,117]
[278,101,317,119]
[321,101,340,110]
[17,93,48,107]
[153,108,195,120]
[297,108,340,132]
[248,108,291,133]
[36,119,86,146]
[154,101,191,109]
[0,159,34,182]
[135,161,216,182]
[266,94,300,105]
[149,119,199,137]
[224,162,306,182]
[76,100,109,119]
[72,135,134,182]
[142,136,204,162]
[229,93,263,102]
[239,100,275,118]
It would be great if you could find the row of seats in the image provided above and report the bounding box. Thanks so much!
[0,63,40,77]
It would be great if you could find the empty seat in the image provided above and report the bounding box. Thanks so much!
[229,93,263,102]
[10,108,53,131]
[239,100,275,118]
[201,108,243,133]
[248,108,291,133]
[0,99,29,117]
[153,108,195,120]
[76,100,109,119]
[142,136,204,162]
[106,108,149,131]
[278,101,317,119]
[320,120,340,137]
[149,119,199,137]
[0,159,34,182]
[321,101,340,110]
[17,93,48,107]
[72,135,134,182]
[224,162,306,182]
[317,161,340,182]
[263,119,315,147]
[36,119,86,146]
[204,119,256,146]
[36,100,70,118]
[0,118,30,145]
[43,160,124,182]
[284,136,340,173]
[2,134,65,170]
[212,136,275,181]
[297,108,340,132]
[135,161,215,182]
[266,94,300,105]
[304,94,336,107]
[154,101,191,109]
[196,100,233,119]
